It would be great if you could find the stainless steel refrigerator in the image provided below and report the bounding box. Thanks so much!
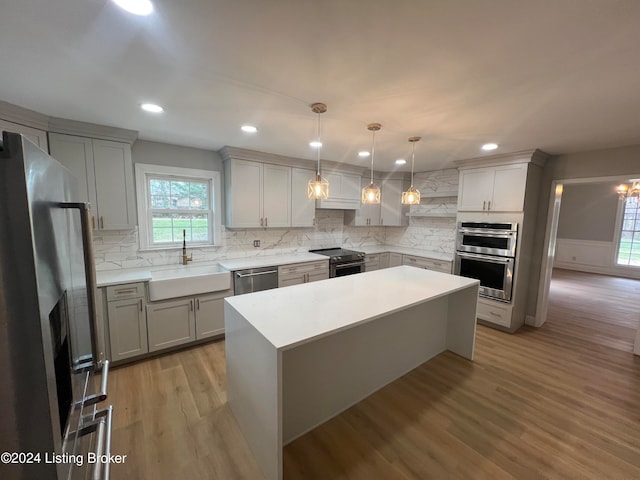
[0,132,112,480]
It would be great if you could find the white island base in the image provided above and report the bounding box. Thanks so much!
[224,266,479,480]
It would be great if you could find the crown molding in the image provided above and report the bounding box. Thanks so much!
[0,100,50,131]
[48,117,138,144]
[454,149,550,169]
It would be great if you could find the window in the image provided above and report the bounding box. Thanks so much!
[135,164,221,250]
[616,197,640,266]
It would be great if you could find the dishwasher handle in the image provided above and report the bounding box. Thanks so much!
[236,269,277,278]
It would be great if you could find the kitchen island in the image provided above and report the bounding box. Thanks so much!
[224,266,479,480]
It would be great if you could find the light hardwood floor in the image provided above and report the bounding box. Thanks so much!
[109,269,640,479]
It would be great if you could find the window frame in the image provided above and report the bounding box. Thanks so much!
[614,195,640,268]
[135,163,221,251]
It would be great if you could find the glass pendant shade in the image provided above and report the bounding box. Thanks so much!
[402,136,422,205]
[362,182,381,203]
[307,102,329,200]
[308,174,329,200]
[362,123,382,205]
[617,181,640,201]
[401,186,421,205]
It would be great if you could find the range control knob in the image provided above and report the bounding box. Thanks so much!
[336,256,342,261]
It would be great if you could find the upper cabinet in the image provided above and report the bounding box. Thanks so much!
[380,179,407,226]
[0,119,48,152]
[49,133,135,229]
[224,158,291,228]
[291,167,316,227]
[457,163,528,212]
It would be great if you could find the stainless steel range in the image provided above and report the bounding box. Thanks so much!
[309,248,366,277]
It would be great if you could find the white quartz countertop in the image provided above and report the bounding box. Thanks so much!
[96,268,152,287]
[218,252,328,271]
[225,265,478,351]
[357,245,454,262]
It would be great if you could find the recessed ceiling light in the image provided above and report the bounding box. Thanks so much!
[395,159,407,165]
[141,103,163,113]
[482,143,499,151]
[309,141,322,148]
[358,151,370,158]
[241,125,257,133]
[112,0,154,16]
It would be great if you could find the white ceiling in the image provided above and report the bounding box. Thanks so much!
[2,0,640,172]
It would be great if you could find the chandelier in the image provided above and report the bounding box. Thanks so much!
[616,181,640,201]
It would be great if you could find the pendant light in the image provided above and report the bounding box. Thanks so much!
[362,123,382,204]
[307,103,329,200]
[401,136,421,205]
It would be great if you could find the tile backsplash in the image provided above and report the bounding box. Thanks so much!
[94,169,459,271]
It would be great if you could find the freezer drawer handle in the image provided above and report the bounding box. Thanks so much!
[236,270,277,278]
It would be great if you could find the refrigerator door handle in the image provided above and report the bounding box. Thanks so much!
[59,201,103,370]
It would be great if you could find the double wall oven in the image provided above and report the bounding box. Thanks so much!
[454,222,518,302]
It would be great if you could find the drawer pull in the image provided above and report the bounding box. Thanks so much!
[489,311,501,317]
[115,288,137,294]
[139,299,143,312]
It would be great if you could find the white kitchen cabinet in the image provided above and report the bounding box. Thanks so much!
[477,297,512,328]
[348,177,381,226]
[291,167,316,227]
[365,254,380,271]
[49,132,135,229]
[278,260,329,287]
[146,298,196,352]
[315,171,361,210]
[380,179,406,226]
[402,254,452,273]
[458,163,527,212]
[195,289,233,340]
[389,253,403,267]
[224,158,291,228]
[105,283,148,362]
[0,119,48,151]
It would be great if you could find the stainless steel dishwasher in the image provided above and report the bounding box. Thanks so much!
[233,266,279,295]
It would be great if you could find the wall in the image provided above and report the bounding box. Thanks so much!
[94,144,458,271]
[554,181,625,274]
[527,144,640,321]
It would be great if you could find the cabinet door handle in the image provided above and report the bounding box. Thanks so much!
[196,298,200,310]
[265,217,268,227]
[483,201,486,211]
[380,218,383,225]
[139,299,143,312]
[100,216,104,229]
[260,217,263,227]
[190,300,194,311]
[92,215,96,230]
[488,201,491,211]
[313,217,316,226]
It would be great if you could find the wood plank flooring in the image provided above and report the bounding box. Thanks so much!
[109,269,640,479]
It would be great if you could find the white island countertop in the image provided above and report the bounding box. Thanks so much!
[225,265,478,350]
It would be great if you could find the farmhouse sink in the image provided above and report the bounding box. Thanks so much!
[148,264,231,301]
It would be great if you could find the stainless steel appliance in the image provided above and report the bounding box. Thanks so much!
[309,248,365,277]
[0,132,111,480]
[234,266,278,294]
[454,222,518,302]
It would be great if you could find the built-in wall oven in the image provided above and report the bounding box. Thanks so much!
[454,222,518,302]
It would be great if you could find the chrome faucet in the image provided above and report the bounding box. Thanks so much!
[182,229,192,265]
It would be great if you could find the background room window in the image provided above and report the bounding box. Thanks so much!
[617,197,640,266]
[135,164,221,250]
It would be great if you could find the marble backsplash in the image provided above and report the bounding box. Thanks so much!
[93,169,460,271]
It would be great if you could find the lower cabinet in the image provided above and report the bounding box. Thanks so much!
[278,260,329,287]
[402,254,452,273]
[146,289,232,352]
[389,253,402,267]
[365,254,380,271]
[476,297,512,328]
[105,283,148,362]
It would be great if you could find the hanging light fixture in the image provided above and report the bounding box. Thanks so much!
[362,123,382,204]
[402,136,422,205]
[616,181,640,201]
[307,103,329,200]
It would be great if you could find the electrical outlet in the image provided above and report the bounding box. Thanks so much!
[253,240,260,247]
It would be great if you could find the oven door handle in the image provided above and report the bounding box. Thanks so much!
[334,261,364,269]
[456,252,513,263]
[459,231,515,238]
